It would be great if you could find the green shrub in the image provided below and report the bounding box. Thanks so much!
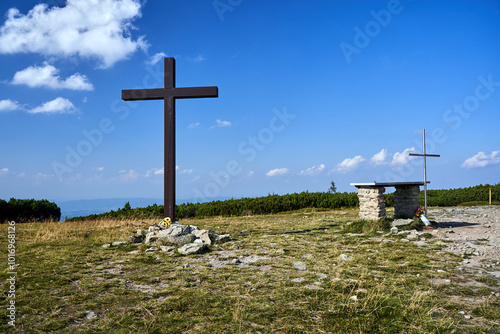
[0,198,61,223]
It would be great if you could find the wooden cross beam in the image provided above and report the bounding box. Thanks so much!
[409,129,440,215]
[122,57,218,220]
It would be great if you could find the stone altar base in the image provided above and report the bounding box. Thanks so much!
[351,182,426,221]
[357,187,386,220]
[394,185,420,218]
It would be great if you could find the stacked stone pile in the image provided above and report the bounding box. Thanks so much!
[394,185,420,218]
[357,187,386,220]
[129,222,231,255]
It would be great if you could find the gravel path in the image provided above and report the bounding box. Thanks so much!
[429,206,500,278]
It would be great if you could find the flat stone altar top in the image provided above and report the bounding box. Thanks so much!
[350,181,429,188]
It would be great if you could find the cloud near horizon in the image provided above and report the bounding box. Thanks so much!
[12,63,93,90]
[390,147,417,167]
[370,149,388,166]
[266,168,289,176]
[145,167,163,177]
[335,156,365,173]
[118,169,138,182]
[0,0,147,68]
[299,164,325,175]
[461,150,500,168]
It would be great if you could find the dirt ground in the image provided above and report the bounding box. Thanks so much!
[428,205,500,279]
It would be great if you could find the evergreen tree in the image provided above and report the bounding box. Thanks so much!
[328,181,337,193]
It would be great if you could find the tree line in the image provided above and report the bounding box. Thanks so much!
[0,198,61,223]
[66,183,499,222]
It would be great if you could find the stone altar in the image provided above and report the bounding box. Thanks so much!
[350,182,427,220]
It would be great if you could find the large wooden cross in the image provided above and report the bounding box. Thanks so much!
[122,57,218,220]
[409,129,440,216]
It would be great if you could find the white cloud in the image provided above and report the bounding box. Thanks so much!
[92,167,104,172]
[246,171,255,177]
[391,147,417,166]
[189,176,201,182]
[188,122,200,129]
[145,167,163,177]
[67,173,83,182]
[148,52,167,65]
[188,54,206,63]
[213,119,231,127]
[35,172,54,183]
[335,155,365,173]
[0,99,22,111]
[461,150,500,168]
[12,63,93,90]
[118,169,138,182]
[370,149,388,166]
[177,166,193,174]
[29,97,76,114]
[0,0,147,68]
[145,166,192,177]
[299,164,325,175]
[0,168,9,175]
[266,168,289,177]
[175,168,193,174]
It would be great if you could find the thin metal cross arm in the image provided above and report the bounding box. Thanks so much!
[409,153,441,157]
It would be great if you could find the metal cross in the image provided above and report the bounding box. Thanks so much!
[409,129,440,216]
[122,57,218,220]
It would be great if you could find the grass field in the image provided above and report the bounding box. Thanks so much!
[1,208,499,333]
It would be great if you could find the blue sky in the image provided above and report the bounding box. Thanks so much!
[0,0,499,205]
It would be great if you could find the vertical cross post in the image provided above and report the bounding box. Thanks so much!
[409,129,440,215]
[122,58,218,220]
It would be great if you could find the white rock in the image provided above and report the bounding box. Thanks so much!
[111,241,127,246]
[338,254,352,261]
[85,311,97,320]
[214,234,231,243]
[159,246,175,252]
[316,273,328,280]
[193,229,212,245]
[293,261,307,271]
[178,243,206,255]
[307,285,323,290]
[291,277,305,283]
